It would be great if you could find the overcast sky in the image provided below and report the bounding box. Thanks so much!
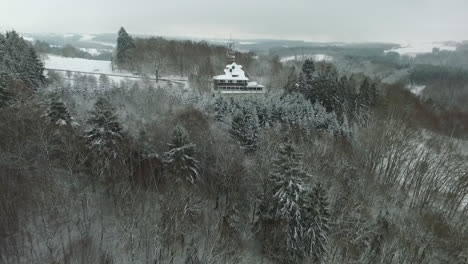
[1,0,467,42]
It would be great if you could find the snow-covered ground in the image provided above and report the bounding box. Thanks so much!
[44,54,113,73]
[406,84,426,95]
[79,48,106,56]
[280,54,333,62]
[239,41,257,45]
[79,34,95,41]
[79,34,116,48]
[22,36,34,42]
[42,54,187,84]
[384,42,457,57]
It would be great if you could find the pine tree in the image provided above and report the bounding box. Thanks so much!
[284,66,299,94]
[359,77,371,109]
[229,107,259,153]
[0,31,46,91]
[302,59,316,77]
[303,183,330,262]
[47,93,72,125]
[213,96,228,122]
[258,140,330,262]
[0,73,13,107]
[164,125,199,184]
[256,104,270,128]
[85,97,123,176]
[116,27,136,68]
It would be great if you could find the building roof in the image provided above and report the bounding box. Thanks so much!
[213,62,249,81]
[247,81,265,88]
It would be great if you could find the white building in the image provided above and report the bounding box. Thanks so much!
[213,43,265,94]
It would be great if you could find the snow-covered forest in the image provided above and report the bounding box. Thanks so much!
[1,25,468,264]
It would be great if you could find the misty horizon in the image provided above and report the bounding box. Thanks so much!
[1,0,468,43]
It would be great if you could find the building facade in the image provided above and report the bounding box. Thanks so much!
[213,42,265,94]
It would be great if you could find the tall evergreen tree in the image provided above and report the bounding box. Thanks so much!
[115,27,136,68]
[258,140,330,262]
[47,93,72,125]
[229,107,259,153]
[0,73,13,107]
[359,77,371,109]
[302,59,316,77]
[213,96,228,122]
[85,97,124,180]
[0,31,46,91]
[164,125,199,184]
[284,66,299,94]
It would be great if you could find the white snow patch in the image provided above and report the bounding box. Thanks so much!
[43,54,162,83]
[64,34,75,38]
[22,36,34,42]
[406,84,426,95]
[79,34,116,47]
[385,42,457,57]
[79,48,101,56]
[209,39,231,44]
[239,41,257,45]
[213,62,249,81]
[44,54,113,74]
[280,54,333,62]
[80,34,95,41]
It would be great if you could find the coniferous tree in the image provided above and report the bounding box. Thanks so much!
[0,73,13,107]
[229,107,259,153]
[0,31,46,91]
[284,66,299,94]
[116,27,136,69]
[164,125,199,184]
[303,183,330,262]
[258,140,330,262]
[302,59,316,77]
[359,77,371,109]
[213,96,228,122]
[47,93,72,125]
[256,104,270,128]
[85,97,124,179]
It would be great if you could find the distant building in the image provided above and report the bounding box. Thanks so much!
[213,42,265,94]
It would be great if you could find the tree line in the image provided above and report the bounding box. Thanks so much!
[1,30,468,264]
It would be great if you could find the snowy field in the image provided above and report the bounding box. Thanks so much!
[384,42,457,57]
[42,54,134,82]
[79,48,100,56]
[281,54,333,62]
[43,54,187,84]
[79,34,116,48]
[44,54,113,74]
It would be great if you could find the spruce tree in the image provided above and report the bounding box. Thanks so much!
[85,97,123,176]
[116,27,136,68]
[256,104,270,128]
[258,140,330,262]
[359,77,371,109]
[0,73,13,107]
[302,59,316,77]
[229,107,259,153]
[47,93,72,125]
[284,66,299,94]
[303,183,330,262]
[163,125,199,184]
[213,96,228,122]
[0,31,46,91]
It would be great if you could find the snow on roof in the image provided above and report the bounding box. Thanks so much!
[247,81,264,88]
[213,62,249,81]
